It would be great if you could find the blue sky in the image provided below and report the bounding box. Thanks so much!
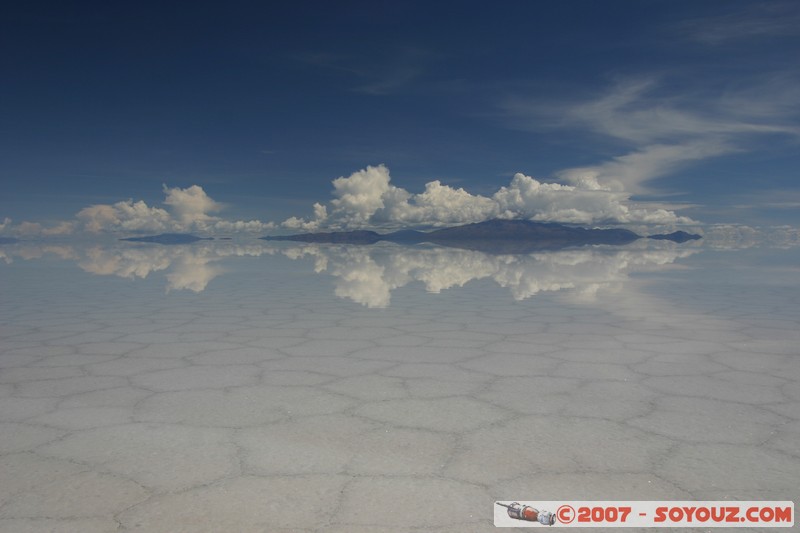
[1,0,799,236]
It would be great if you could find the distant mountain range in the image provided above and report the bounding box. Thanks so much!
[113,223,701,250]
[262,219,700,253]
[120,234,213,244]
[647,230,702,243]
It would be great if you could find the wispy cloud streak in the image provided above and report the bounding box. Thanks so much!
[500,75,800,194]
[675,2,800,45]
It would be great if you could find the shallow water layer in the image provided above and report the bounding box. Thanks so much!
[0,241,798,532]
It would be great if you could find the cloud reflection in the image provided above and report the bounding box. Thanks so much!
[268,243,698,308]
[1,240,697,302]
[1,242,267,293]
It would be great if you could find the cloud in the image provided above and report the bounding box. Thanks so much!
[16,221,45,236]
[77,201,172,233]
[0,184,271,238]
[42,221,76,236]
[508,75,799,147]
[675,2,800,45]
[210,219,275,233]
[500,76,800,194]
[725,188,800,213]
[163,184,222,225]
[331,165,395,225]
[552,78,797,145]
[281,164,695,230]
[277,74,798,231]
[556,141,730,194]
[73,185,274,235]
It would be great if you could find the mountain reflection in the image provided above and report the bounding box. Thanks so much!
[268,243,697,308]
[1,241,696,303]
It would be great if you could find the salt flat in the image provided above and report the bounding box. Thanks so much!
[0,241,798,532]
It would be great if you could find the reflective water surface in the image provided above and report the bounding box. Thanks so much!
[1,240,798,532]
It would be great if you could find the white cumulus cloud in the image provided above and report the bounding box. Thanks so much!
[281,164,695,231]
[77,201,172,233]
[163,184,222,225]
[74,185,274,235]
[1,185,272,238]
